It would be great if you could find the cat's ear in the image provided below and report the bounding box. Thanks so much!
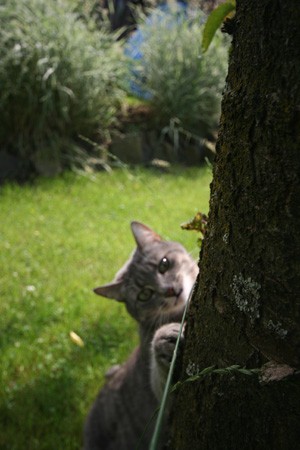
[94,282,124,302]
[131,221,162,249]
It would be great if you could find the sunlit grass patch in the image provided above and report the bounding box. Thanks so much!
[0,167,211,449]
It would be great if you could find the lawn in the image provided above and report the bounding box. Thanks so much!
[0,166,211,450]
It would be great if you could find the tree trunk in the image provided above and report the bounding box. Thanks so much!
[170,1,300,449]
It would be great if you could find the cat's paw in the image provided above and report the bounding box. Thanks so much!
[105,364,121,380]
[152,322,184,369]
[150,323,184,400]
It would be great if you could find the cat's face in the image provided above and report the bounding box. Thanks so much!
[94,222,198,325]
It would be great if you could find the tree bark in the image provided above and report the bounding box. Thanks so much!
[170,1,300,449]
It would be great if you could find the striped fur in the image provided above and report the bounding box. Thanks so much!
[84,222,198,450]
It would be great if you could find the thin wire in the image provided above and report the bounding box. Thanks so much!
[149,283,195,450]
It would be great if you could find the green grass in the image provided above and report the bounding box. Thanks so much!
[0,167,211,449]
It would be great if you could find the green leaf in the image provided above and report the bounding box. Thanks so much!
[202,1,236,53]
[238,368,255,376]
[227,364,241,370]
[238,368,261,376]
[200,365,216,375]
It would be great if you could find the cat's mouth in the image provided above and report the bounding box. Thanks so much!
[164,287,183,306]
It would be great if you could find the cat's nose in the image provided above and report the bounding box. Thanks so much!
[164,287,181,298]
[164,287,175,297]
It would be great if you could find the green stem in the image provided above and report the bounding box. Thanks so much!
[149,285,195,450]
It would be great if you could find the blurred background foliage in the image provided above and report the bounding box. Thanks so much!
[0,0,126,176]
[0,0,229,181]
[126,6,228,139]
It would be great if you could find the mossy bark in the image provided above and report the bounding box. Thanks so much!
[170,1,300,449]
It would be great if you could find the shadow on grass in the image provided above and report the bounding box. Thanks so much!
[0,314,136,450]
[0,369,84,450]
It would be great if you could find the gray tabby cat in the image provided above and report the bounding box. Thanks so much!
[84,221,198,450]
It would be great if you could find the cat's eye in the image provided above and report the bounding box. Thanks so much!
[137,287,153,302]
[158,257,170,274]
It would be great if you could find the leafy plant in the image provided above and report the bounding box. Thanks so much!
[181,211,208,247]
[128,6,229,140]
[0,0,126,170]
[171,364,261,394]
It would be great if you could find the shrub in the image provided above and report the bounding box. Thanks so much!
[0,0,126,170]
[127,6,229,139]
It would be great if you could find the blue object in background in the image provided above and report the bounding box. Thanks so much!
[124,1,188,99]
